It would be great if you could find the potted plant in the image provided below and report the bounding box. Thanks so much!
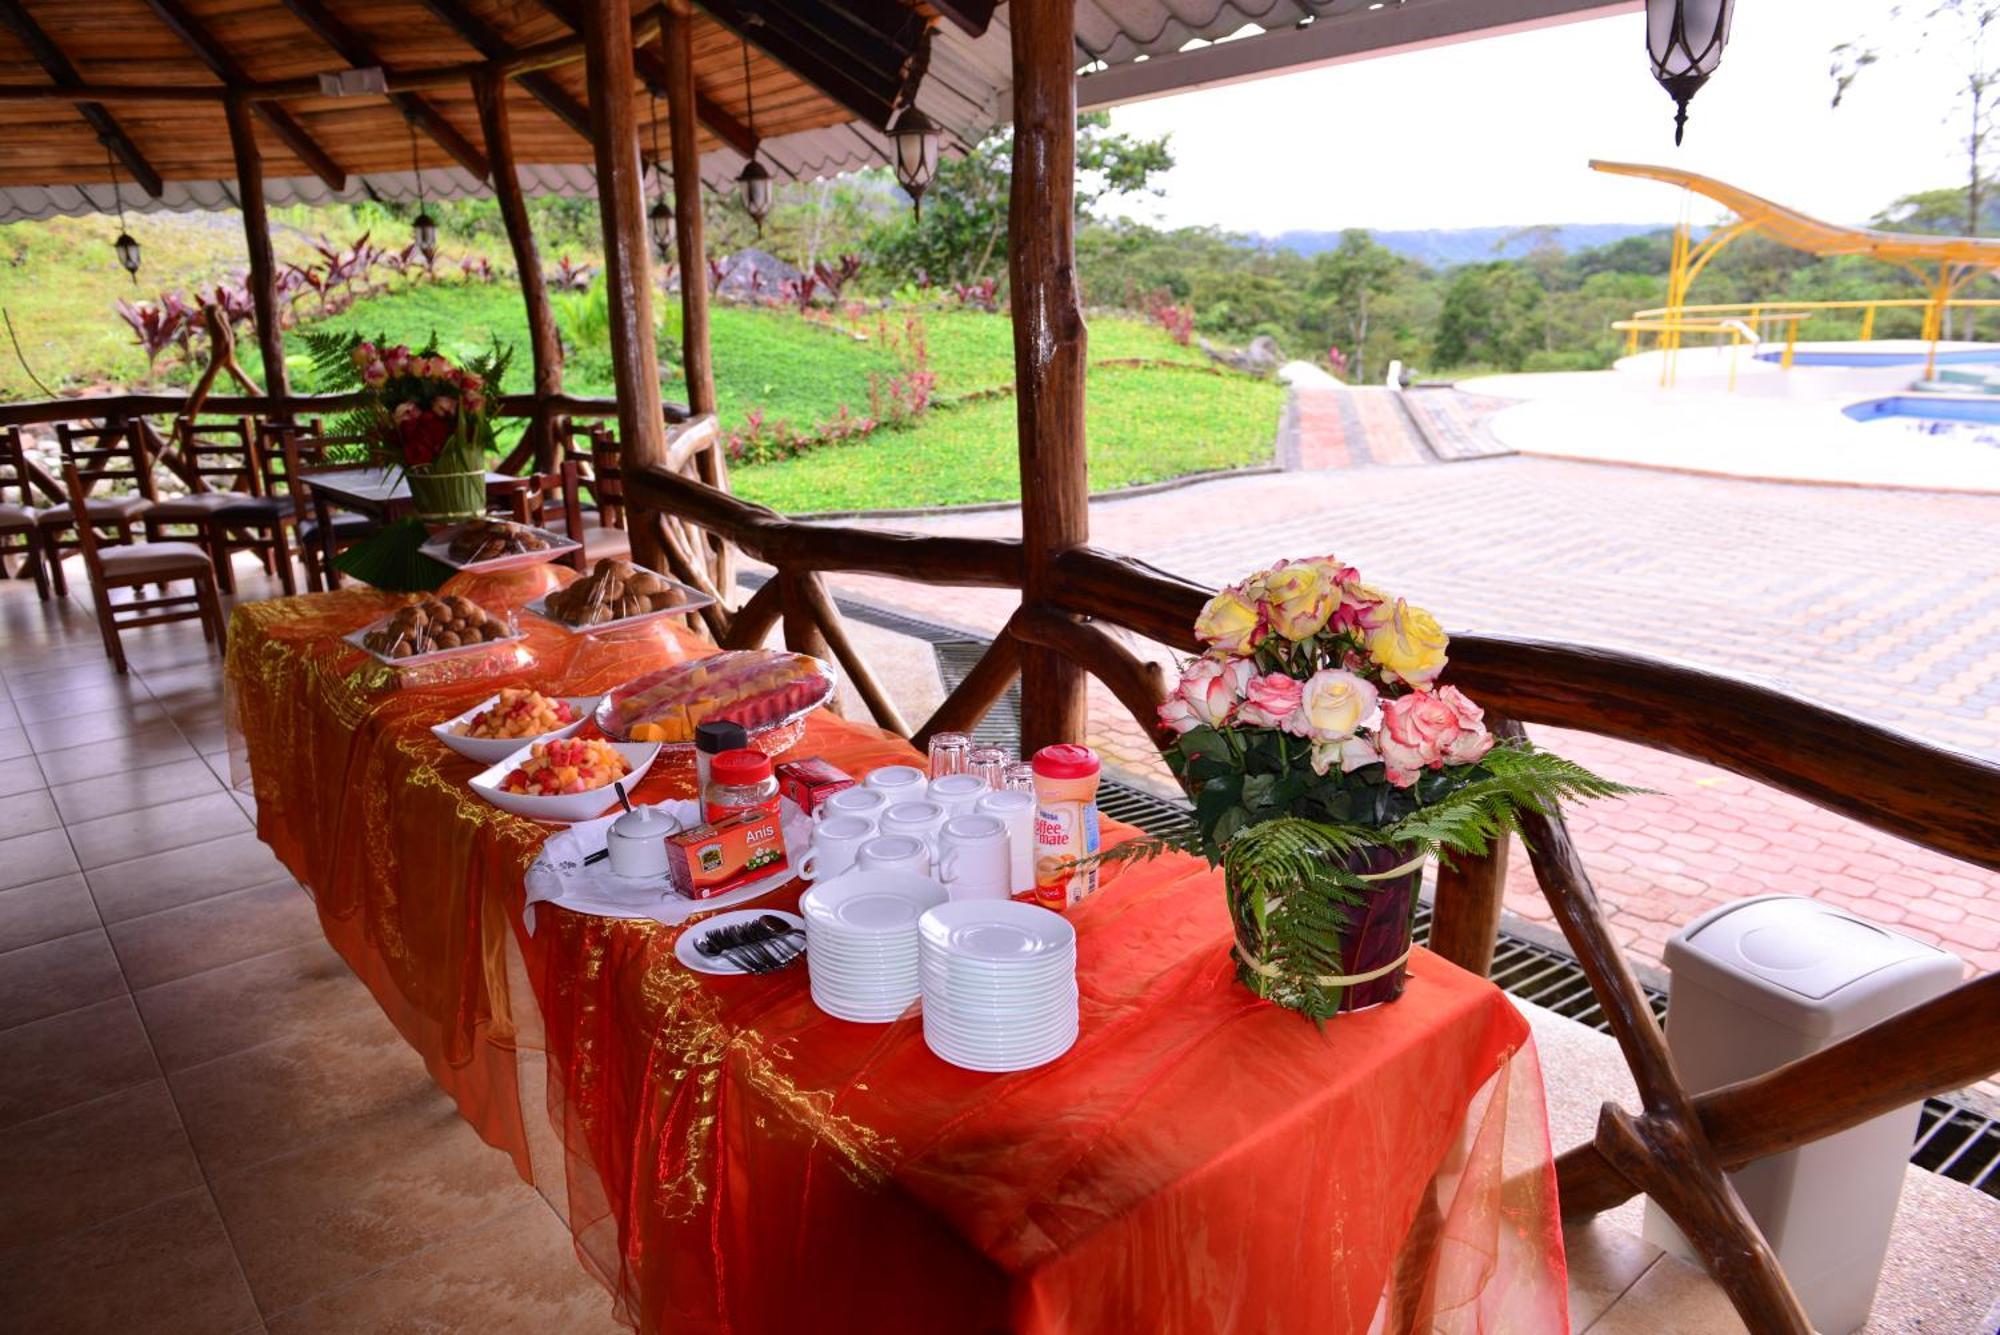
[302,331,511,525]
[1124,557,1632,1020]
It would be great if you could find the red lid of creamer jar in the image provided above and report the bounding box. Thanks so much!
[1031,744,1100,779]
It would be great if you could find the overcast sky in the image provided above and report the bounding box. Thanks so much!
[1101,1,1979,234]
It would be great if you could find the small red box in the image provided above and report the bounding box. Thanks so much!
[666,809,790,899]
[776,757,855,816]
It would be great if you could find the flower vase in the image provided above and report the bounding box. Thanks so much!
[406,469,485,525]
[1225,841,1423,1018]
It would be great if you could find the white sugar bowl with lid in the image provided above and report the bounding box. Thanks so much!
[606,804,680,878]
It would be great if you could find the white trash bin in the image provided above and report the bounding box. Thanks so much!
[1643,894,1963,1335]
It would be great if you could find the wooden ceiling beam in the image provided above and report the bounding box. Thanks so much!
[140,0,348,191]
[534,0,756,158]
[925,0,995,38]
[0,0,164,197]
[276,0,489,180]
[696,0,925,130]
[416,0,594,141]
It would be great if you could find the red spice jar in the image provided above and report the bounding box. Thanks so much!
[703,748,780,825]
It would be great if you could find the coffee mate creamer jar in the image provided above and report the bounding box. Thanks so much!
[1031,744,1102,910]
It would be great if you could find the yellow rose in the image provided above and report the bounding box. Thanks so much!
[1260,562,1335,641]
[1194,586,1262,655]
[1364,599,1449,687]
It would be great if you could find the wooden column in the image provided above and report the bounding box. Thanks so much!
[224,92,288,407]
[581,0,667,570]
[1007,0,1088,752]
[661,2,732,597]
[473,69,563,471]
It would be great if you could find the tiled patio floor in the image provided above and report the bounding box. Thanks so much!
[1,459,1995,1330]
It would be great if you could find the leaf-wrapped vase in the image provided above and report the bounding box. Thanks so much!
[1224,841,1423,1019]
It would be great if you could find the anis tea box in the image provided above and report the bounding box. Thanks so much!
[666,809,789,899]
[775,757,855,816]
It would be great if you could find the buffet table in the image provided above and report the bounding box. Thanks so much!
[224,566,1568,1333]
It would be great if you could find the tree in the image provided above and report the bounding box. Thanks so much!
[1431,262,1544,372]
[1833,2,2000,238]
[870,113,1173,286]
[1306,230,1401,381]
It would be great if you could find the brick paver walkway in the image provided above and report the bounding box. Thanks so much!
[826,455,2000,976]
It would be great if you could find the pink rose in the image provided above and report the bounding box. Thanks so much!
[1310,734,1380,777]
[463,390,485,414]
[1258,561,1336,640]
[391,400,418,424]
[1236,671,1304,729]
[458,370,484,391]
[432,394,458,417]
[361,360,387,388]
[384,346,411,375]
[1158,655,1253,733]
[1436,685,1494,766]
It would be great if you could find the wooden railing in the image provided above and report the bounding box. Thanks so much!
[624,457,2000,1333]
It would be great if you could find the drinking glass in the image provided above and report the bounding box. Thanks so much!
[927,730,973,779]
[967,746,1011,790]
[1002,762,1036,792]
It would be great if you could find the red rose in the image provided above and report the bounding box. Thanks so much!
[399,411,452,469]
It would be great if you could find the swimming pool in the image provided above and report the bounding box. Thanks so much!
[1757,346,2000,367]
[1845,395,2000,444]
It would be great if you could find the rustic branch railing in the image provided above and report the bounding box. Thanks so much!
[621,456,2000,1334]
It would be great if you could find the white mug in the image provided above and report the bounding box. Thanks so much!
[863,764,926,797]
[879,799,946,853]
[975,788,1036,895]
[816,785,887,828]
[928,772,988,821]
[799,814,873,882]
[936,814,1010,901]
[856,833,930,876]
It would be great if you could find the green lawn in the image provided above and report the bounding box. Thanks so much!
[735,364,1284,512]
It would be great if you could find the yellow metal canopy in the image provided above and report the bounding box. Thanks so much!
[1590,159,2000,269]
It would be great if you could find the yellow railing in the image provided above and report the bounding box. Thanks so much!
[1613,312,1807,388]
[1622,298,2000,380]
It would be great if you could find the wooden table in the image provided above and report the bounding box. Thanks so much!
[304,467,531,582]
[222,572,1570,1333]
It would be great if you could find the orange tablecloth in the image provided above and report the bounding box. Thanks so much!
[225,570,1568,1333]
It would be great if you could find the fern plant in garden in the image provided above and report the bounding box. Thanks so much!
[1122,557,1636,1020]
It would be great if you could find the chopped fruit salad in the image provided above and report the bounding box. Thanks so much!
[501,738,630,797]
[459,689,577,741]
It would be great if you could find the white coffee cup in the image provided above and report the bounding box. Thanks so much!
[879,799,947,853]
[863,764,927,797]
[937,814,1010,901]
[816,785,887,828]
[605,805,677,878]
[975,788,1036,895]
[856,833,930,875]
[799,814,873,882]
[928,772,988,820]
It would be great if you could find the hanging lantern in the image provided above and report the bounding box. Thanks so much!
[1646,0,1735,145]
[738,159,772,232]
[891,108,940,220]
[407,119,438,262]
[102,140,139,283]
[649,198,674,257]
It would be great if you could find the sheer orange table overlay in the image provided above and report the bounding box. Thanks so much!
[224,570,1568,1334]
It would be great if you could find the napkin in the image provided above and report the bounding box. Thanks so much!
[523,798,811,932]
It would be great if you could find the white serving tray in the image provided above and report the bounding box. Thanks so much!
[420,520,581,573]
[467,738,663,824]
[430,693,600,764]
[342,607,528,668]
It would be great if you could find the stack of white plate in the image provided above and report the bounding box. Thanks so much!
[799,870,948,1023]
[918,901,1079,1072]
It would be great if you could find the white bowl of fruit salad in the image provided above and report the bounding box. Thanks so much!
[469,736,663,823]
[433,689,601,765]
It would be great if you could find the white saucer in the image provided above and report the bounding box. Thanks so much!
[674,910,807,976]
[918,900,1075,963]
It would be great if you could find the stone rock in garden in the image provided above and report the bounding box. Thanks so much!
[714,248,802,298]
[1199,334,1284,377]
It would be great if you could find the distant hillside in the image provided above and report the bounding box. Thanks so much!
[1266,223,1673,268]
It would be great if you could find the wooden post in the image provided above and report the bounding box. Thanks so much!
[581,0,667,570]
[661,1,732,596]
[1007,0,1088,753]
[224,92,287,407]
[473,69,563,471]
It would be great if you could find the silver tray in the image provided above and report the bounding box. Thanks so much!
[342,607,529,667]
[523,572,716,636]
[419,520,581,573]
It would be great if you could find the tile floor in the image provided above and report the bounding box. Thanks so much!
[1,561,1994,1333]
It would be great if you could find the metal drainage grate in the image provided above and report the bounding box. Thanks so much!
[767,576,2000,1202]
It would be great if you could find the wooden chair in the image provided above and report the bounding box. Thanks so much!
[270,425,379,592]
[0,427,51,600]
[142,416,274,596]
[553,423,631,564]
[38,421,155,598]
[506,461,589,572]
[61,463,224,674]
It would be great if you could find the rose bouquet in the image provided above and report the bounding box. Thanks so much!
[301,329,512,523]
[1129,557,1630,1020]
